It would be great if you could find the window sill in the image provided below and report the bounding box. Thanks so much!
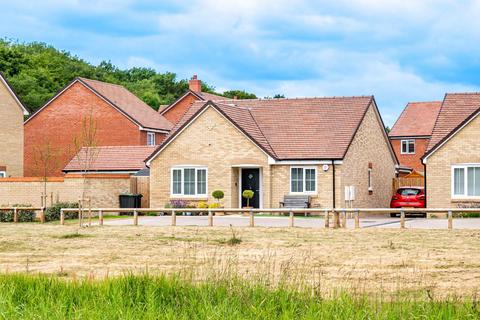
[451,197,480,202]
[170,196,208,201]
[289,193,318,196]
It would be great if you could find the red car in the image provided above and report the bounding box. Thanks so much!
[390,187,426,217]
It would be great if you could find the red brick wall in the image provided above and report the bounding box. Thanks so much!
[139,131,167,145]
[390,138,429,172]
[162,93,198,125]
[24,82,147,176]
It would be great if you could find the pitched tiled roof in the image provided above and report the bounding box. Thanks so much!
[64,146,156,172]
[389,102,442,137]
[196,91,225,101]
[79,78,172,131]
[153,96,375,161]
[426,93,480,154]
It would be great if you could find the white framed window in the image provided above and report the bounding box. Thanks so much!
[147,132,156,146]
[171,167,208,197]
[290,167,316,194]
[452,164,480,198]
[401,139,415,154]
[0,171,5,178]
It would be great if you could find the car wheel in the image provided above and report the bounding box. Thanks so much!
[390,213,397,218]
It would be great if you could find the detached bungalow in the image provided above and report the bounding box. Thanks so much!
[423,93,480,208]
[0,73,30,177]
[146,96,397,209]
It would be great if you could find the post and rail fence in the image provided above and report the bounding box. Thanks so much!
[53,207,480,230]
[0,206,46,223]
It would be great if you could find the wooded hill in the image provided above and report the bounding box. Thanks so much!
[0,40,257,114]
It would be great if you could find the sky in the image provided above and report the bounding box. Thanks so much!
[2,0,480,126]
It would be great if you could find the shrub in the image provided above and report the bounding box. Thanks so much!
[45,202,79,222]
[198,201,208,209]
[242,190,254,207]
[170,200,189,208]
[212,190,224,202]
[0,204,36,222]
[208,203,220,209]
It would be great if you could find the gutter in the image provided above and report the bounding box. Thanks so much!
[332,162,336,209]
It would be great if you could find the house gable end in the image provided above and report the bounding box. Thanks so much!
[146,103,272,166]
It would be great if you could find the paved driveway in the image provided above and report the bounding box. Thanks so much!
[103,214,480,229]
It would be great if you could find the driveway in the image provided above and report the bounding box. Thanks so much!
[102,214,480,229]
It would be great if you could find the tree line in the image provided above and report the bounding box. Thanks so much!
[0,39,260,114]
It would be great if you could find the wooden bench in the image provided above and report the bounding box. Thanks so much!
[279,195,311,209]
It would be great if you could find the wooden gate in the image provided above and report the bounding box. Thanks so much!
[130,176,150,208]
[392,171,424,195]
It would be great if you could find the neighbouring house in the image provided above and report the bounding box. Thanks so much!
[422,93,480,208]
[146,96,398,209]
[24,77,172,177]
[159,75,224,125]
[389,102,442,175]
[0,73,30,177]
[63,146,156,175]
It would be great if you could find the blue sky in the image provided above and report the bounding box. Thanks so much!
[2,0,480,125]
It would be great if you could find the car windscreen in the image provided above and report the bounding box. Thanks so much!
[398,188,421,196]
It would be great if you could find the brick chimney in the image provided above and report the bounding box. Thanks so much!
[189,74,202,93]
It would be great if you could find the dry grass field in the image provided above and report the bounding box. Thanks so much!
[0,223,479,298]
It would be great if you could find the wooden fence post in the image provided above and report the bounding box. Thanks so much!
[448,210,453,230]
[333,211,340,229]
[171,210,176,226]
[40,207,45,224]
[354,210,360,229]
[13,208,18,223]
[400,210,405,229]
[88,198,92,227]
[60,209,65,226]
[249,208,254,227]
[99,210,104,226]
[289,210,294,227]
[133,209,138,226]
[324,209,329,228]
[78,199,83,227]
[341,210,347,228]
[208,210,213,227]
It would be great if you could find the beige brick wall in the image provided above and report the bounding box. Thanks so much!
[0,175,130,207]
[339,104,397,208]
[149,107,270,208]
[0,80,24,177]
[270,165,334,208]
[426,114,480,208]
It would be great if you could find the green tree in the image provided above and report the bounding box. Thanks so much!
[0,39,257,115]
[222,90,257,100]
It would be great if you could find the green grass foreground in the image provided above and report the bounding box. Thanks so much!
[0,274,478,319]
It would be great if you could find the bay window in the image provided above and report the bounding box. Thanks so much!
[171,167,208,196]
[290,167,316,194]
[452,165,480,198]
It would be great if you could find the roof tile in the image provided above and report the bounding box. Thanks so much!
[64,146,156,172]
[162,96,373,160]
[427,93,480,152]
[79,78,172,131]
[389,101,442,137]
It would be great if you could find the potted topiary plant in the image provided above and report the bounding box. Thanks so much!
[211,190,225,215]
[242,190,254,209]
